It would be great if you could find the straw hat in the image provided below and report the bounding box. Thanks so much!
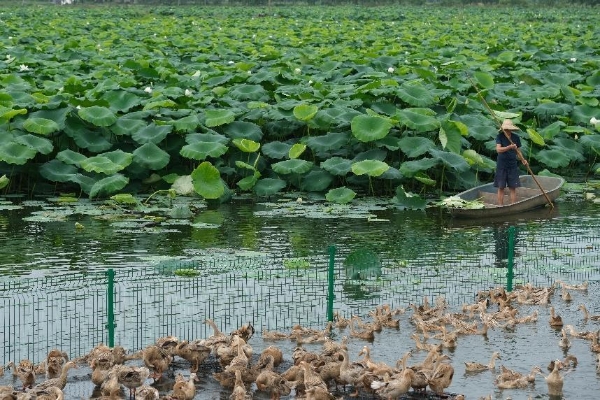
[501,119,519,131]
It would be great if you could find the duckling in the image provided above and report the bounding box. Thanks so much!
[155,336,179,356]
[142,345,172,381]
[258,346,284,368]
[99,367,122,398]
[202,319,231,351]
[564,324,596,340]
[174,340,211,373]
[549,306,563,327]
[90,351,115,386]
[116,364,150,400]
[464,351,500,373]
[135,385,159,400]
[31,361,77,391]
[170,372,198,400]
[7,359,35,390]
[255,356,291,399]
[578,304,600,321]
[230,323,255,342]
[44,350,69,380]
[548,355,578,371]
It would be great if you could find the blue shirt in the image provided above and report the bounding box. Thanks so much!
[496,132,522,169]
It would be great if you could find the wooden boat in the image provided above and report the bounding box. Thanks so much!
[448,175,565,218]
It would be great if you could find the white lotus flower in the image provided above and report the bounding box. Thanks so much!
[192,70,201,77]
[184,89,192,96]
[76,105,81,110]
[19,64,29,71]
[144,87,153,94]
[570,57,577,62]
[388,67,395,73]
[591,117,599,125]
[308,80,313,85]
[228,61,234,65]
[294,68,301,74]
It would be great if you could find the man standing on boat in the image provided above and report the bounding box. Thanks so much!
[494,119,528,206]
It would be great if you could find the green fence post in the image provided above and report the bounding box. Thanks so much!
[106,269,115,348]
[507,226,515,292]
[327,245,336,322]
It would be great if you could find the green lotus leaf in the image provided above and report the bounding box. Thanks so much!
[551,138,585,163]
[397,83,435,107]
[414,172,436,186]
[232,138,260,153]
[439,121,465,154]
[535,149,571,168]
[572,105,600,125]
[0,175,8,190]
[205,109,235,127]
[398,136,436,158]
[191,161,225,199]
[429,149,470,172]
[299,169,334,192]
[222,121,263,141]
[0,106,27,122]
[133,142,170,170]
[57,149,87,166]
[111,118,147,136]
[393,185,427,210]
[262,141,292,159]
[81,150,133,174]
[580,135,600,154]
[351,115,393,143]
[14,134,53,155]
[305,132,349,153]
[313,107,361,129]
[89,173,129,199]
[131,123,172,144]
[186,133,229,145]
[0,141,37,165]
[78,106,117,127]
[293,104,319,121]
[525,128,546,146]
[237,171,261,191]
[399,158,439,177]
[101,90,141,112]
[474,71,494,89]
[253,178,287,196]
[533,102,572,118]
[171,114,200,133]
[180,141,228,161]
[39,159,78,182]
[321,157,352,176]
[272,159,313,175]
[229,84,268,101]
[64,116,113,152]
[397,108,439,132]
[110,193,139,205]
[351,160,389,177]
[235,161,256,172]
[462,149,485,167]
[289,143,307,159]
[325,187,356,204]
[22,117,60,135]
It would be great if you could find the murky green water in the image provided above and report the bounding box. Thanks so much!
[1,193,600,399]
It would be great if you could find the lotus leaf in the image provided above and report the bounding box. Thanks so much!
[253,178,287,196]
[580,135,600,154]
[262,141,293,159]
[81,150,133,175]
[64,116,113,152]
[305,132,349,153]
[525,128,546,146]
[14,134,53,155]
[351,160,390,177]
[397,83,436,107]
[462,149,485,167]
[474,71,495,89]
[313,107,361,129]
[39,160,78,183]
[191,161,225,199]
[110,193,139,205]
[186,133,229,145]
[353,149,388,162]
[533,102,572,118]
[222,121,263,141]
[111,118,147,136]
[0,175,8,190]
[204,109,235,127]
[78,106,117,127]
[133,142,170,170]
[397,108,439,132]
[0,106,27,122]
[131,123,172,145]
[439,121,465,154]
[398,136,436,158]
[572,105,600,125]
[89,173,129,199]
[229,84,268,101]
[143,99,177,110]
[57,149,87,166]
[551,138,585,162]
[232,138,260,153]
[535,149,572,168]
[180,141,228,161]
[293,104,319,121]
[414,172,436,186]
[393,186,427,210]
[101,90,141,112]
[325,187,356,204]
[399,157,439,177]
[288,143,306,159]
[0,141,37,165]
[237,171,260,191]
[21,117,59,135]
[321,157,352,176]
[299,169,333,192]
[351,114,392,142]
[430,149,470,172]
[171,114,200,133]
[235,161,256,172]
[272,159,313,175]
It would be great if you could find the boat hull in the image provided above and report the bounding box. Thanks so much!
[449,175,565,219]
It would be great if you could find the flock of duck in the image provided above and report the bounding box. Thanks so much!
[1,279,598,400]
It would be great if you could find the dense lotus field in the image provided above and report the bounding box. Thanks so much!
[0,4,599,205]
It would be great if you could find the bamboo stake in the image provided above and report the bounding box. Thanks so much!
[468,77,554,210]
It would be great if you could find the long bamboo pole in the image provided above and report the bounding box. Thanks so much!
[468,77,554,210]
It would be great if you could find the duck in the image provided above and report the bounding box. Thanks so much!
[556,280,588,291]
[371,367,415,399]
[30,361,77,391]
[496,365,542,386]
[230,323,255,342]
[561,289,573,302]
[590,331,600,353]
[298,360,328,392]
[578,304,600,321]
[549,306,563,327]
[135,385,159,400]
[304,385,341,400]
[229,370,251,400]
[545,360,566,396]
[173,340,211,373]
[90,351,116,386]
[142,345,172,381]
[348,316,375,342]
[333,311,351,329]
[116,364,150,400]
[564,324,597,340]
[99,367,122,398]
[426,361,454,395]
[44,350,69,380]
[254,355,291,399]
[548,355,578,371]
[170,372,198,400]
[338,349,367,396]
[28,386,64,400]
[224,336,250,373]
[558,328,571,349]
[357,346,394,376]
[258,346,284,368]
[6,359,36,390]
[261,327,289,340]
[464,351,500,372]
